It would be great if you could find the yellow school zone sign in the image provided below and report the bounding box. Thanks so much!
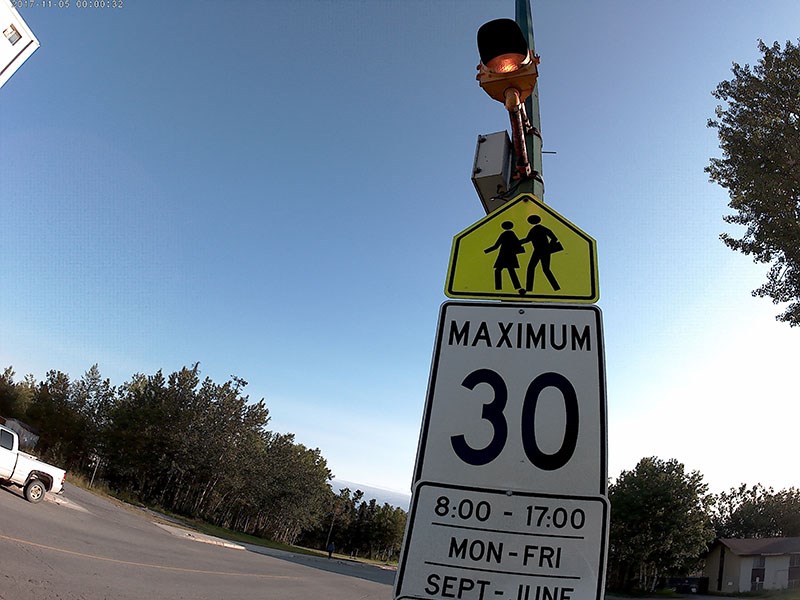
[445,194,599,303]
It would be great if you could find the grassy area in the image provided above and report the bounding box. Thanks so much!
[66,475,342,559]
[611,589,800,600]
[608,591,682,598]
[176,518,326,557]
[67,472,146,508]
[719,591,800,600]
[652,590,682,598]
[351,555,399,568]
[181,520,398,567]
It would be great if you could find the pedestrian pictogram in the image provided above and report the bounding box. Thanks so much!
[446,194,598,303]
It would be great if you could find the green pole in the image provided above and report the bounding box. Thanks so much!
[515,0,544,200]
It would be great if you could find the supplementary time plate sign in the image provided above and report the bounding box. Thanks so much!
[446,194,598,303]
[395,482,608,600]
[412,302,607,496]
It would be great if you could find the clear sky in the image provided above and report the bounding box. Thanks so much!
[1,1,798,497]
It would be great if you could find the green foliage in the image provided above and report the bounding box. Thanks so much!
[296,486,407,561]
[608,457,715,593]
[0,367,35,418]
[18,367,112,468]
[707,40,800,326]
[0,363,400,549]
[713,483,800,538]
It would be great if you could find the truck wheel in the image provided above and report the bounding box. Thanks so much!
[24,479,47,503]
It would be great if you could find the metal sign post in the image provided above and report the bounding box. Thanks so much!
[395,2,609,599]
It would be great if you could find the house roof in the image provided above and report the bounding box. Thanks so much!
[718,537,800,556]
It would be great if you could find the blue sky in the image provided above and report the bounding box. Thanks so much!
[1,1,798,496]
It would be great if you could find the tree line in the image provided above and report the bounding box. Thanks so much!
[298,487,408,561]
[4,364,797,585]
[0,364,406,557]
[607,456,800,593]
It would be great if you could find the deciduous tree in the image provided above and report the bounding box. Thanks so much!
[608,457,714,592]
[713,483,800,538]
[707,40,800,325]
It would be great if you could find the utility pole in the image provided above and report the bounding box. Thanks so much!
[515,0,544,199]
[472,0,544,212]
[395,4,608,599]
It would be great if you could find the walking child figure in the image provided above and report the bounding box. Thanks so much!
[484,221,524,292]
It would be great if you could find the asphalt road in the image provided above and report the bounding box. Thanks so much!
[0,483,394,600]
[607,596,720,600]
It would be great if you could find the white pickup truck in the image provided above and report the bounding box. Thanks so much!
[0,424,66,503]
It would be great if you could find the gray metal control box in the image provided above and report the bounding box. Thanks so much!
[471,131,513,214]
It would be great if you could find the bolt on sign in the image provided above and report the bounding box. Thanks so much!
[445,194,598,303]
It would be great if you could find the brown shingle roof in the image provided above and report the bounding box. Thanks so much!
[719,538,800,556]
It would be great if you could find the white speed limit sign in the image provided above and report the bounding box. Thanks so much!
[412,302,607,496]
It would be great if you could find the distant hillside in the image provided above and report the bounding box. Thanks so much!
[332,479,411,510]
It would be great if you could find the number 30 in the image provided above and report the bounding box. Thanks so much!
[450,369,579,470]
